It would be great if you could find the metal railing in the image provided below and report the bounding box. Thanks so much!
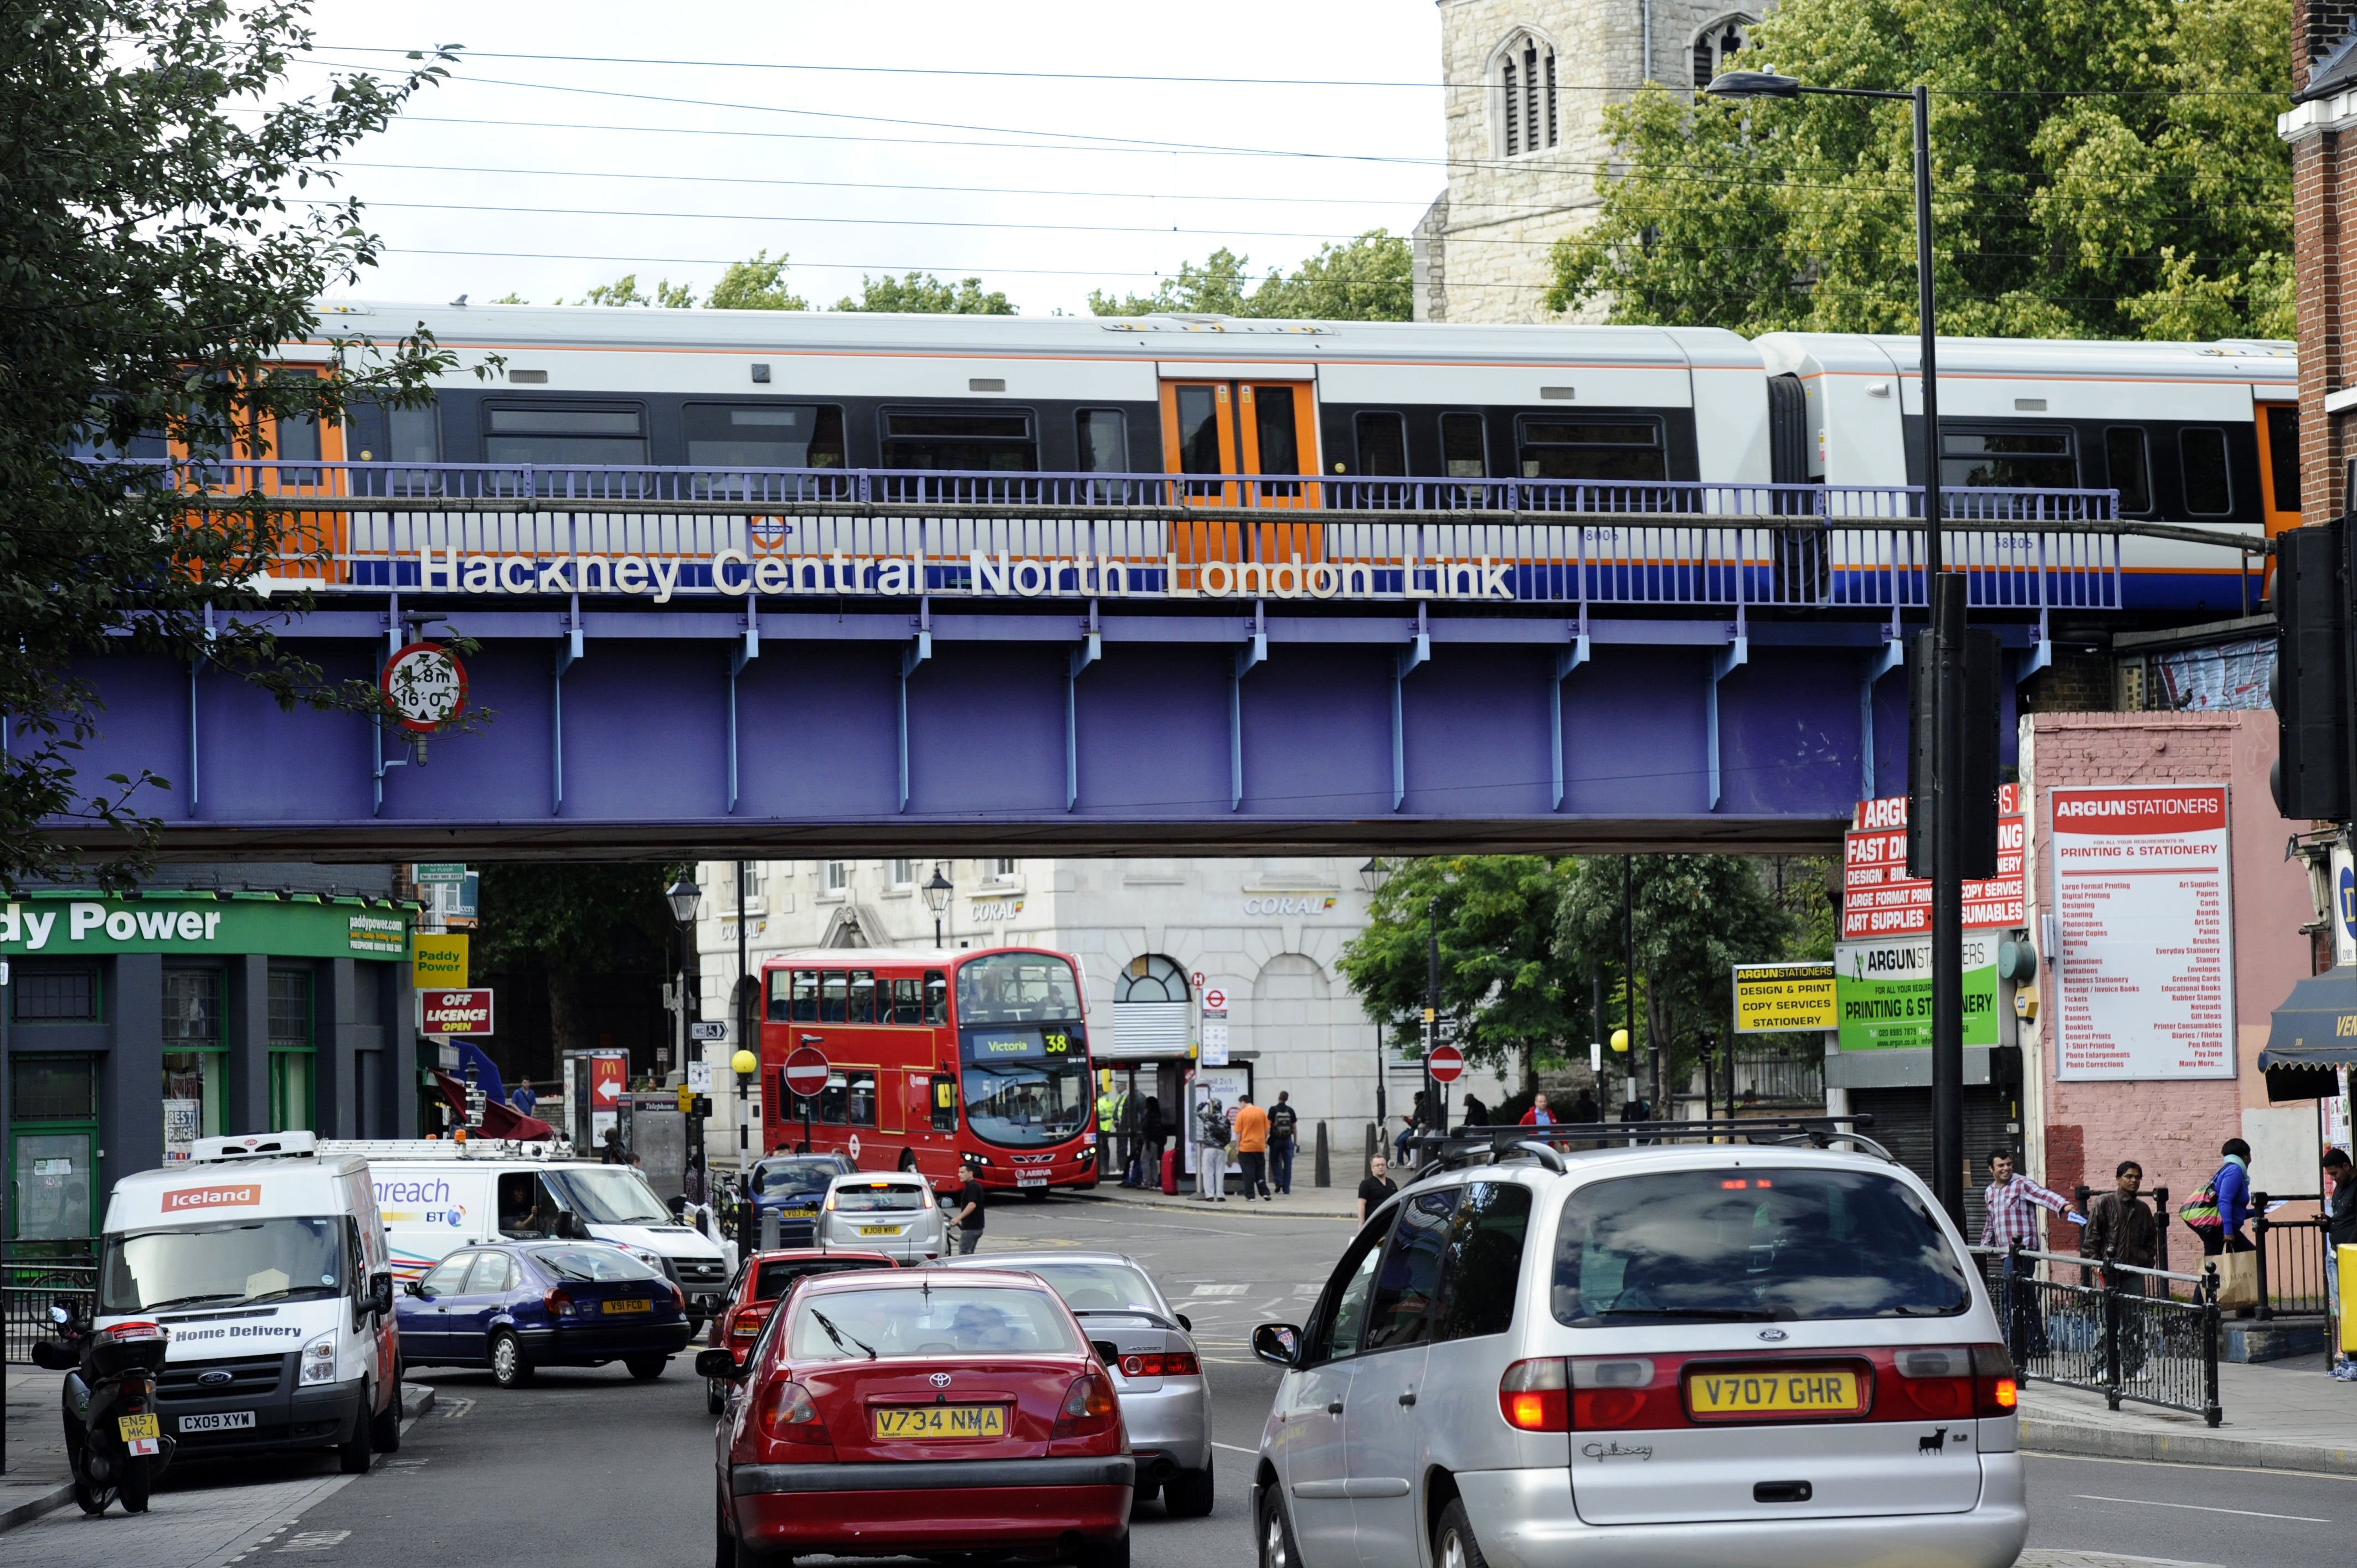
[120,458,2164,615]
[2251,1191,2330,1319]
[1973,1244,2221,1426]
[1730,1049,1825,1105]
[3,1254,96,1363]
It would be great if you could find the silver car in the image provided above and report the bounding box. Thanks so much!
[1249,1136,2028,1568]
[814,1173,948,1264]
[949,1249,1215,1517]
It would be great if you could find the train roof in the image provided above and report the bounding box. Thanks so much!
[1756,331,2296,386]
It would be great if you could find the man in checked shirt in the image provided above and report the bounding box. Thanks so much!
[1982,1149,2076,1363]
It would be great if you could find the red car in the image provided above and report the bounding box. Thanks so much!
[703,1268,1133,1568]
[703,1250,898,1416]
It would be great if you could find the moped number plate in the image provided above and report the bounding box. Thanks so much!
[117,1413,159,1442]
[178,1410,255,1432]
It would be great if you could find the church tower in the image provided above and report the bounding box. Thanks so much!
[1414,1,1759,323]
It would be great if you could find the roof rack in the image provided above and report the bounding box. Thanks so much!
[1402,1117,1896,1180]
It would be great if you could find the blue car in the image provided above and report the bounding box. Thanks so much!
[396,1241,694,1389]
[747,1153,858,1246]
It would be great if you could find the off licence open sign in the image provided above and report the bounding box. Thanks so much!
[418,988,495,1035]
[1731,963,1838,1034]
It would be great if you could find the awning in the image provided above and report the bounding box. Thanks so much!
[2256,968,2357,1101]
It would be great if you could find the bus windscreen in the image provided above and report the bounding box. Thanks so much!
[956,954,1087,1149]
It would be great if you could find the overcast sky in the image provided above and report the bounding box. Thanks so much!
[292,0,1447,316]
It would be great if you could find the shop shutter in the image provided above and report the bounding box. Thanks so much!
[1845,1087,2011,1246]
[1109,1000,1190,1059]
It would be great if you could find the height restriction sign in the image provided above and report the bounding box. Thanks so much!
[1731,962,1838,1034]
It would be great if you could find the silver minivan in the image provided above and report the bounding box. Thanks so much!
[1249,1134,2027,1568]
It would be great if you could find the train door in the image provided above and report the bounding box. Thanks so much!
[2253,399,2301,534]
[1158,376,1323,570]
[172,366,352,583]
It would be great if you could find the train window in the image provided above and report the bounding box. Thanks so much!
[1253,386,1303,475]
[1175,387,1222,474]
[1514,417,1665,482]
[683,404,844,468]
[2180,428,2231,514]
[483,405,648,466]
[1355,411,1409,477]
[388,403,441,464]
[1440,413,1488,478]
[1939,429,2076,489]
[2267,405,2302,512]
[1076,410,1130,472]
[2104,428,2153,514]
[880,409,1036,471]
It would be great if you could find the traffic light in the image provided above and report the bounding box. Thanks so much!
[1906,601,2001,881]
[2271,518,2350,822]
[677,1083,696,1115]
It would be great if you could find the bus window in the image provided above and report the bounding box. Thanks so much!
[888,976,925,1026]
[819,1070,877,1127]
[957,953,1084,1025]
[925,971,949,1027]
[847,971,877,1024]
[821,972,850,1023]
[931,1074,959,1132]
[847,1071,876,1127]
[791,971,819,1023]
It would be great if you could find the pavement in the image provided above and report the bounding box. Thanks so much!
[2019,1350,2357,1475]
[1072,1174,1365,1221]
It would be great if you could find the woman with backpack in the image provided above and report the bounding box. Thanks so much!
[2180,1137,2256,1256]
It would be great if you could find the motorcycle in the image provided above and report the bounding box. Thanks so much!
[29,1302,176,1515]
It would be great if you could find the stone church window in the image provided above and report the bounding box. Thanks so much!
[1499,35,1557,156]
[1693,19,1752,89]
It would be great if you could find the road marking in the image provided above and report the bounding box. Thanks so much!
[2071,1493,2329,1523]
[275,1530,352,1552]
[439,1395,477,1419]
[2028,1450,2357,1484]
[1191,1285,1249,1297]
[1213,1440,1260,1456]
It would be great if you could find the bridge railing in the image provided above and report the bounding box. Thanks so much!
[148,460,2140,612]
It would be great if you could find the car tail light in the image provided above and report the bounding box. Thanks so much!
[1053,1371,1119,1438]
[1498,1359,1569,1432]
[756,1381,831,1446]
[1971,1343,2018,1417]
[730,1306,773,1341]
[1115,1352,1202,1378]
[545,1287,575,1318]
[1887,1347,1975,1420]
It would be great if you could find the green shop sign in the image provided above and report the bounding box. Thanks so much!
[1834,932,1999,1052]
[0,894,408,961]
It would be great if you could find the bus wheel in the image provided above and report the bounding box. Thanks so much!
[898,1149,918,1173]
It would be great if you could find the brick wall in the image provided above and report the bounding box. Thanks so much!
[2018,649,2117,714]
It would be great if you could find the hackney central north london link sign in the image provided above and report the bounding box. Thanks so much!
[406,548,1524,604]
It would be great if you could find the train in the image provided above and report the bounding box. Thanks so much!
[301,302,2298,616]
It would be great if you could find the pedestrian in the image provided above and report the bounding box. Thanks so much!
[1141,1096,1166,1189]
[953,1159,986,1254]
[2082,1159,2157,1378]
[2180,1137,2256,1257]
[1519,1091,1556,1127]
[1267,1091,1299,1195]
[1196,1096,1229,1202]
[1357,1153,1398,1224]
[683,1155,707,1207]
[1982,1149,2073,1364]
[1393,1114,1418,1166]
[1461,1093,1489,1128]
[1234,1094,1271,1200]
[2324,1150,2357,1376]
[600,1126,625,1165]
[1569,1088,1598,1124]
[510,1079,537,1118]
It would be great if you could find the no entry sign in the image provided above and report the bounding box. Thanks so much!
[783,1045,830,1098]
[1426,1043,1465,1084]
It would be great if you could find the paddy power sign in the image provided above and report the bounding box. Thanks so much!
[0,895,409,960]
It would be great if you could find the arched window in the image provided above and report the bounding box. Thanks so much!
[1497,33,1558,157]
[1112,955,1190,1058]
[1693,18,1753,89]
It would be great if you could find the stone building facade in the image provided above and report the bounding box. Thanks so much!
[1414,0,1760,323]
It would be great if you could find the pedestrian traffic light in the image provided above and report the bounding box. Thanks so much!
[690,1095,713,1118]
[1906,590,2001,881]
[677,1083,696,1115]
[2271,518,2350,822]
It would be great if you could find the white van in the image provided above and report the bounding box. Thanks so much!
[94,1132,402,1471]
[326,1139,732,1325]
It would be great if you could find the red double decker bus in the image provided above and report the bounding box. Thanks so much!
[757,946,1098,1195]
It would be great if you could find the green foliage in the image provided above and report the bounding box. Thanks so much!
[1335,857,1577,1077]
[706,249,807,312]
[488,292,528,305]
[1090,231,1413,321]
[0,1,475,890]
[1548,0,2292,341]
[474,864,681,1055]
[565,272,696,309]
[834,272,1015,314]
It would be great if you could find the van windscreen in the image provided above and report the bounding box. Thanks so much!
[1551,1167,1971,1325]
[101,1217,347,1313]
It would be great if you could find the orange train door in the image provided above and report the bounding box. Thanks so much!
[1157,377,1322,569]
[169,367,351,584]
[2252,399,2301,535]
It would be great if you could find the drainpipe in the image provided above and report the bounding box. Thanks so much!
[1641,0,1653,86]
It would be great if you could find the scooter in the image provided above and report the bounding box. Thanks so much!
[29,1302,176,1515]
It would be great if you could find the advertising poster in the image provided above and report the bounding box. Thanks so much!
[163,1099,201,1162]
[1842,786,2026,941]
[1835,932,2001,1052]
[2051,785,2235,1081]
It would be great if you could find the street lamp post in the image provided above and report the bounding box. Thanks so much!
[1425,894,1442,1146]
[1707,70,1963,1223]
[1358,859,1393,1130]
[922,865,954,947]
[665,874,703,1178]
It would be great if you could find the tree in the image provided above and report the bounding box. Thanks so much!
[1555,857,1795,1095]
[1547,0,2293,341]
[565,273,697,309]
[1090,231,1413,321]
[473,864,679,1060]
[1335,857,1577,1094]
[835,272,1014,314]
[707,249,807,312]
[0,2,473,891]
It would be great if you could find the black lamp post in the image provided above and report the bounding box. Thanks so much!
[922,865,954,947]
[1707,69,1963,1224]
[664,874,703,1174]
[1358,858,1393,1128]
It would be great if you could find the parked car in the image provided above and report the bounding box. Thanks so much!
[396,1240,695,1388]
[947,1249,1214,1515]
[702,1268,1133,1567]
[703,1249,898,1414]
[1249,1137,2027,1568]
[816,1173,949,1263]
[747,1154,859,1247]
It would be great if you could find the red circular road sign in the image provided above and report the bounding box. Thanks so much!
[783,1045,830,1098]
[1426,1044,1465,1084]
[379,641,468,734]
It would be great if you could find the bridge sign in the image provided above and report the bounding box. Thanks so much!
[380,642,469,734]
[1426,1044,1465,1084]
[783,1045,830,1098]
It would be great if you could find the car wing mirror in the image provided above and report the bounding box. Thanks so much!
[1177,1313,1193,1333]
[557,1209,589,1240]
[370,1271,395,1316]
[405,1279,428,1298]
[1253,1323,1303,1369]
[694,1347,745,1381]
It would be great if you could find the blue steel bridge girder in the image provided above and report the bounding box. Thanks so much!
[58,600,2032,862]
